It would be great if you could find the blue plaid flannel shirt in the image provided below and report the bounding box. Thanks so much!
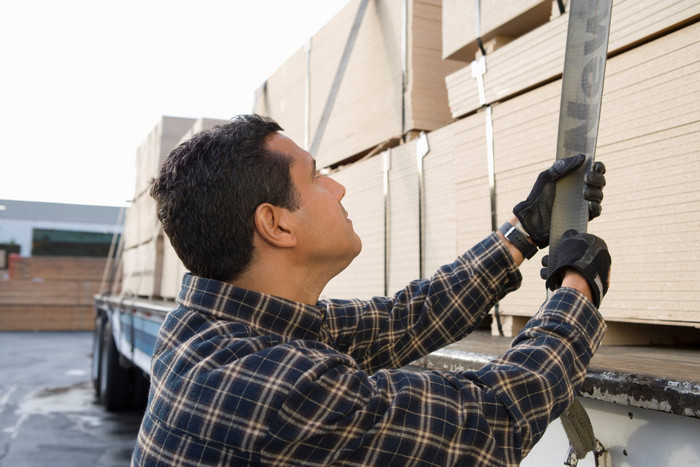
[133,233,605,466]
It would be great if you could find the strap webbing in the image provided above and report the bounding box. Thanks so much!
[549,0,613,463]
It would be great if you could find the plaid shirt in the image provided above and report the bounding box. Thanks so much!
[133,233,605,466]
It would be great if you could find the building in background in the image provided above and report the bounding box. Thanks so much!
[0,199,123,261]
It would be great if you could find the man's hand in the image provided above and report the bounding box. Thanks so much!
[545,230,611,307]
[513,154,606,248]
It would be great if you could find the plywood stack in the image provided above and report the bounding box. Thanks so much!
[445,0,700,120]
[116,0,698,341]
[0,256,107,331]
[253,0,462,169]
[320,0,700,342]
[121,116,195,298]
[496,20,700,333]
[120,117,231,300]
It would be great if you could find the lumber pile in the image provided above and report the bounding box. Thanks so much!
[121,117,228,298]
[317,0,700,343]
[253,0,463,168]
[444,0,700,120]
[120,0,699,343]
[0,256,108,331]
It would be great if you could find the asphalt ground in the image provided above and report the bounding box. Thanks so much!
[0,332,143,466]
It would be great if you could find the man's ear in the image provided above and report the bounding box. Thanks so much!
[253,203,297,248]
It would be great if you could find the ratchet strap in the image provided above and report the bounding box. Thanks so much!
[548,0,613,465]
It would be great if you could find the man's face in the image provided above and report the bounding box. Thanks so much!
[266,133,362,276]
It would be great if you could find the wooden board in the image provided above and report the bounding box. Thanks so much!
[0,279,101,306]
[8,256,107,282]
[0,306,94,331]
[445,0,700,119]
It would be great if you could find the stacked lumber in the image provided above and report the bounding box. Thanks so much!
[0,256,107,331]
[121,117,230,299]
[497,21,700,331]
[323,3,700,341]
[118,0,699,342]
[253,0,462,169]
[121,116,194,298]
[445,0,700,119]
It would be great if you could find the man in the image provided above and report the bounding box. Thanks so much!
[133,114,610,466]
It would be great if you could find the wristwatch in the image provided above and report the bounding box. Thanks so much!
[499,222,538,260]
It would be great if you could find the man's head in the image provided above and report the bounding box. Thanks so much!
[151,114,298,281]
[151,114,361,284]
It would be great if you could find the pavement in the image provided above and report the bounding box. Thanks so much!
[0,332,143,466]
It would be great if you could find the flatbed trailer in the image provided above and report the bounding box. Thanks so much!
[92,293,700,466]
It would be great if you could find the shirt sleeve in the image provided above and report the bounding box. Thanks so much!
[322,233,522,373]
[263,287,605,466]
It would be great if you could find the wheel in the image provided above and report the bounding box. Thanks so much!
[91,313,104,397]
[99,319,133,411]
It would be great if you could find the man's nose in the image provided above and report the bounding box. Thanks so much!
[326,176,346,200]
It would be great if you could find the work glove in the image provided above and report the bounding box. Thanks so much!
[545,230,611,308]
[513,154,606,248]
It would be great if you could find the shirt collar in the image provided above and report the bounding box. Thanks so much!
[176,273,327,341]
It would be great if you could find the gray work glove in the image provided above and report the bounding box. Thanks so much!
[513,154,606,248]
[545,230,611,308]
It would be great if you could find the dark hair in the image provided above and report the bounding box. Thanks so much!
[150,114,299,281]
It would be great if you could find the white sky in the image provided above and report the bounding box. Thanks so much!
[0,0,349,207]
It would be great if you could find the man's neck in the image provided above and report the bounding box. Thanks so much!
[228,260,325,305]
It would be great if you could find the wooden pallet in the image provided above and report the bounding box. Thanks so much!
[491,312,700,346]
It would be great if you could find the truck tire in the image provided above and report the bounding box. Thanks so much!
[99,320,133,411]
[91,313,104,397]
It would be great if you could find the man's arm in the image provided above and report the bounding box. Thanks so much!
[324,232,522,372]
[265,287,604,466]
[498,214,594,302]
[267,232,610,466]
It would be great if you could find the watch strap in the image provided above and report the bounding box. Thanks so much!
[499,222,538,259]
